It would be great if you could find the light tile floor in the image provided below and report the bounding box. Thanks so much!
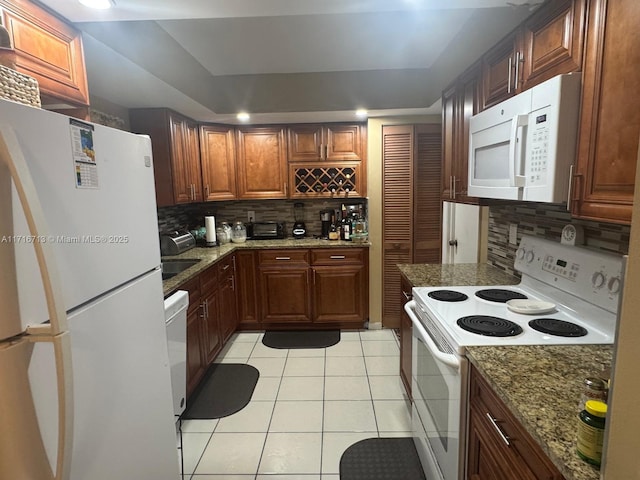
[179,328,411,479]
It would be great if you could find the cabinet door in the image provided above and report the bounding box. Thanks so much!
[442,85,457,201]
[169,116,195,204]
[184,119,203,202]
[236,250,259,325]
[382,125,413,328]
[399,276,412,399]
[455,66,481,203]
[481,32,519,110]
[572,0,640,224]
[236,126,288,199]
[325,124,362,161]
[200,124,237,201]
[202,290,221,365]
[186,307,206,397]
[287,124,324,161]
[0,0,89,106]
[520,0,586,92]
[218,256,238,342]
[311,265,365,323]
[259,267,311,323]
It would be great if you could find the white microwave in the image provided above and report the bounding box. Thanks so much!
[468,73,581,202]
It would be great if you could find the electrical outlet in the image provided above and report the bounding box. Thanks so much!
[247,210,255,223]
[509,223,518,245]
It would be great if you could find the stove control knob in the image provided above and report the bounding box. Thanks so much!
[608,276,621,294]
[591,272,606,289]
[516,248,525,260]
[525,250,535,263]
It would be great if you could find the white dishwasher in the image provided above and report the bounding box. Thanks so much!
[164,290,188,421]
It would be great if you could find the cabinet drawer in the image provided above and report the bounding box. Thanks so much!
[199,264,218,295]
[218,254,235,279]
[258,249,309,266]
[311,248,365,265]
[180,277,201,314]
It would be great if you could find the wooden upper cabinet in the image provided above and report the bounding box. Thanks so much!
[481,31,519,109]
[571,0,640,224]
[480,0,586,110]
[236,126,288,199]
[130,109,202,207]
[200,124,237,201]
[442,63,480,204]
[0,0,89,107]
[520,0,586,91]
[287,123,364,162]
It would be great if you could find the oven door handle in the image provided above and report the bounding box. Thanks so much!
[404,301,460,370]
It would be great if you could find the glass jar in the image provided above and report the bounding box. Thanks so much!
[578,377,607,411]
[231,221,247,243]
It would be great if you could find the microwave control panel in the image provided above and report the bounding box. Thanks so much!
[528,113,549,186]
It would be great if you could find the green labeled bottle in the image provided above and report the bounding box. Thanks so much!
[576,400,607,467]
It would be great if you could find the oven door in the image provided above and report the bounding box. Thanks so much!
[405,300,467,480]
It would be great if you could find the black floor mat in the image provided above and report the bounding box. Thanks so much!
[340,437,426,480]
[262,330,340,349]
[182,363,259,419]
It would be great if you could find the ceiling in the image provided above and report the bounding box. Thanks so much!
[39,0,537,124]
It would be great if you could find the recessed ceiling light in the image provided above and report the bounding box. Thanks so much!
[79,0,115,9]
[355,109,368,118]
[237,112,250,122]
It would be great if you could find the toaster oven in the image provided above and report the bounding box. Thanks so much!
[246,222,285,239]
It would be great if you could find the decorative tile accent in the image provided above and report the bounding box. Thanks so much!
[157,198,368,238]
[487,202,630,276]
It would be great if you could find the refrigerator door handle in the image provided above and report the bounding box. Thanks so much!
[0,126,68,335]
[0,126,74,480]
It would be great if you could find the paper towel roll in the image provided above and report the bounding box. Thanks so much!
[205,216,217,246]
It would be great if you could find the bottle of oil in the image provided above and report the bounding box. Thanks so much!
[328,214,339,241]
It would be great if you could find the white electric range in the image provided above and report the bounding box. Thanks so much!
[404,234,625,480]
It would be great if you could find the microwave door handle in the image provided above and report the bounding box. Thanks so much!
[509,115,528,188]
[404,301,460,370]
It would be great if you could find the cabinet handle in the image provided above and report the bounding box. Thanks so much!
[205,184,210,199]
[200,301,206,319]
[318,145,322,159]
[402,290,411,300]
[566,165,574,211]
[230,275,235,291]
[507,56,513,93]
[275,256,291,260]
[452,176,457,198]
[222,264,230,271]
[325,145,328,159]
[205,299,209,319]
[515,51,523,91]
[284,182,288,196]
[330,255,346,259]
[486,413,510,446]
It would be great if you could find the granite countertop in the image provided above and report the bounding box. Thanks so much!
[397,262,519,287]
[467,345,612,480]
[162,238,370,296]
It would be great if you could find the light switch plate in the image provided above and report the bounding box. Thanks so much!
[247,210,255,222]
[509,223,518,245]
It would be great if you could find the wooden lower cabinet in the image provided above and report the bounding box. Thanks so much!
[312,265,365,323]
[218,254,238,342]
[467,365,565,480]
[259,267,312,323]
[399,275,412,399]
[202,289,221,365]
[236,250,259,325]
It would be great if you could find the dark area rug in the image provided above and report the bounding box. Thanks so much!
[262,330,340,349]
[340,437,426,480]
[182,363,259,419]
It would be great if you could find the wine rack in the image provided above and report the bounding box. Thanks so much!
[289,163,363,197]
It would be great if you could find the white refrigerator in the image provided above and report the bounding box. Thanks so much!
[441,201,489,264]
[0,99,179,480]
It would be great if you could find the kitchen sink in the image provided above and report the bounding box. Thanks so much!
[161,259,201,280]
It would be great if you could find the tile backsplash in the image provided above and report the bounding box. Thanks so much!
[487,202,630,276]
[157,198,368,238]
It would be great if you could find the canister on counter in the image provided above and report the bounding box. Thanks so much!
[576,400,607,467]
[578,377,608,411]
